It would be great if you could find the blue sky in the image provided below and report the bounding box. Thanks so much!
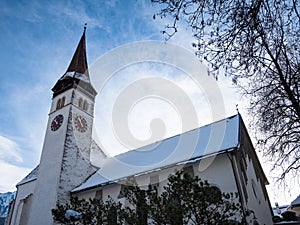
[0,0,164,175]
[0,0,297,206]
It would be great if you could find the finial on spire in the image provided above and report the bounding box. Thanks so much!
[236,104,239,113]
[84,23,87,33]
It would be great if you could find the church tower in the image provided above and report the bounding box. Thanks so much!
[27,27,98,225]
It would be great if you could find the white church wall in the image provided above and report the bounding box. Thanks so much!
[103,185,124,201]
[75,153,240,207]
[55,102,97,204]
[194,154,238,193]
[243,154,273,224]
[228,124,273,225]
[74,189,95,200]
[9,180,36,225]
[72,153,245,225]
[24,83,97,225]
[26,104,70,225]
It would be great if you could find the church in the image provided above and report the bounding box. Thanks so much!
[6,29,273,225]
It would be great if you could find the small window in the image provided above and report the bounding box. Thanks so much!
[56,99,61,110]
[183,165,194,178]
[56,96,66,110]
[78,98,83,109]
[83,100,88,111]
[118,184,126,199]
[61,96,65,107]
[95,190,103,200]
[150,175,159,190]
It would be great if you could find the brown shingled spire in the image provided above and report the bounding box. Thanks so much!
[65,24,89,80]
[52,25,97,98]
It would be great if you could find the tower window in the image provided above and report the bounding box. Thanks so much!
[83,100,89,111]
[56,96,65,110]
[56,99,61,109]
[61,96,65,107]
[78,98,83,109]
[78,98,88,112]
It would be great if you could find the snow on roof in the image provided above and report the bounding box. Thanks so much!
[291,195,300,206]
[17,165,39,186]
[72,114,241,193]
[17,138,106,188]
[61,71,90,83]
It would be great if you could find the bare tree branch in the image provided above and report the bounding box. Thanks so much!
[152,0,300,181]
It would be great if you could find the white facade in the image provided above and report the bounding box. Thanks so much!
[71,121,273,224]
[7,180,36,225]
[25,86,97,225]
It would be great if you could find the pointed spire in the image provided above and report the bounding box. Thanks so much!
[52,25,97,98]
[65,23,90,81]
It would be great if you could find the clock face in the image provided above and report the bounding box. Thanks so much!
[51,114,64,131]
[74,115,87,133]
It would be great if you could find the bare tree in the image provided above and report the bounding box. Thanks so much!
[152,0,300,181]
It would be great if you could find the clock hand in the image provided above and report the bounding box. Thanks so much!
[78,117,83,127]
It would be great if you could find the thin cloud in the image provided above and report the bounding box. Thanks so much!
[46,1,104,30]
[6,84,50,164]
[93,61,226,156]
[0,1,43,23]
[0,160,31,192]
[0,135,23,163]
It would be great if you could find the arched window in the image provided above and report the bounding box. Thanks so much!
[118,185,126,199]
[94,190,103,200]
[78,98,83,109]
[56,96,65,110]
[56,99,61,110]
[61,96,65,108]
[83,100,89,111]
